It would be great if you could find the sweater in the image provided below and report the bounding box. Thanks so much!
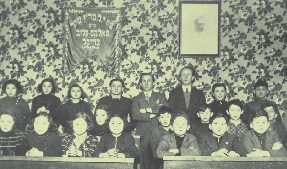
[0,129,26,156]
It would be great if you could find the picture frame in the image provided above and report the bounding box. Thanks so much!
[179,1,221,57]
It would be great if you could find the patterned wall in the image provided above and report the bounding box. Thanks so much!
[0,0,287,114]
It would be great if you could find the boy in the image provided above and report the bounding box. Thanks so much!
[189,104,213,139]
[243,78,282,124]
[198,113,247,157]
[209,83,228,116]
[226,99,249,139]
[242,110,287,157]
[156,114,200,158]
[151,106,173,169]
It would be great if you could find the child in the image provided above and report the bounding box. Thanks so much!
[242,110,287,157]
[95,114,138,158]
[189,104,213,139]
[156,114,201,158]
[25,112,62,157]
[0,79,31,131]
[226,99,249,139]
[262,103,287,144]
[198,113,247,157]
[59,84,93,133]
[151,106,173,169]
[0,111,26,156]
[208,83,228,116]
[91,104,110,138]
[62,112,98,157]
[31,78,61,126]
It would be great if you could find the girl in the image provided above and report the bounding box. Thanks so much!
[25,112,62,157]
[90,104,110,138]
[96,114,138,158]
[0,111,26,156]
[31,78,61,126]
[59,84,93,133]
[0,79,31,131]
[61,112,98,157]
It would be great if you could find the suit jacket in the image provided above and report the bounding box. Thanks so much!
[151,125,172,158]
[242,130,287,157]
[156,133,201,158]
[168,86,206,124]
[198,132,247,156]
[131,92,169,136]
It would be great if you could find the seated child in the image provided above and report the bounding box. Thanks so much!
[151,106,173,169]
[189,104,213,139]
[198,113,247,157]
[62,112,99,157]
[96,114,138,158]
[242,110,287,157]
[91,105,110,139]
[156,113,201,158]
[25,112,62,157]
[0,111,26,156]
[208,83,228,116]
[226,99,249,139]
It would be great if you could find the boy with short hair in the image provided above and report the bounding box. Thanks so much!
[156,114,201,158]
[198,113,247,157]
[226,99,249,139]
[189,104,213,139]
[242,110,287,157]
[151,106,173,169]
[208,83,228,117]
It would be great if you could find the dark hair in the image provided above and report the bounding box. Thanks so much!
[261,103,278,114]
[67,84,85,99]
[28,112,58,133]
[0,110,17,125]
[107,114,128,130]
[158,106,172,117]
[95,104,110,116]
[227,99,244,110]
[171,113,190,125]
[254,78,268,90]
[2,79,23,95]
[109,78,125,88]
[69,112,94,131]
[211,83,226,93]
[250,109,269,122]
[37,78,57,94]
[197,104,213,113]
[210,113,228,123]
[179,66,196,77]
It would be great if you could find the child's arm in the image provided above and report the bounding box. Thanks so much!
[231,135,248,157]
[118,134,138,158]
[43,135,62,157]
[197,134,215,156]
[95,135,108,157]
[156,138,176,158]
[268,133,287,157]
[180,135,201,156]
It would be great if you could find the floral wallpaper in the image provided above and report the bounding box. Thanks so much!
[0,0,287,115]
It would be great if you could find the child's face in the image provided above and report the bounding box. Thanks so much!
[209,117,228,136]
[96,109,108,125]
[180,68,194,85]
[227,104,243,121]
[254,86,268,99]
[73,117,88,135]
[264,106,277,121]
[6,84,17,97]
[34,116,49,135]
[250,116,270,134]
[0,114,14,132]
[158,113,171,127]
[110,81,123,96]
[42,81,53,95]
[172,116,189,136]
[212,86,226,101]
[197,108,213,123]
[109,117,124,135]
[70,87,81,99]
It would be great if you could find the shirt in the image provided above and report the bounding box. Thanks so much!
[227,120,249,139]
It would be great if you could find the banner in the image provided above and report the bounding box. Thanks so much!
[63,7,122,71]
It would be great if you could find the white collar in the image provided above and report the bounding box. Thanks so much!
[144,91,152,97]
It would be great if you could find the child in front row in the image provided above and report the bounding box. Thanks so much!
[198,113,247,157]
[226,99,249,139]
[151,106,173,169]
[242,110,287,157]
[95,114,138,158]
[189,104,213,139]
[25,112,62,157]
[62,112,99,157]
[156,113,201,158]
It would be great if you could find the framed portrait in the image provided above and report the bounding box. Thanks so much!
[179,1,221,57]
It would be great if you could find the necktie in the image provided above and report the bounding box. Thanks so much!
[185,88,188,93]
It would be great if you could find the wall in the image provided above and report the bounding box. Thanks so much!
[0,0,286,113]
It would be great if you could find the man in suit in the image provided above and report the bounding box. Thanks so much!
[97,78,135,133]
[132,73,169,169]
[168,66,206,125]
